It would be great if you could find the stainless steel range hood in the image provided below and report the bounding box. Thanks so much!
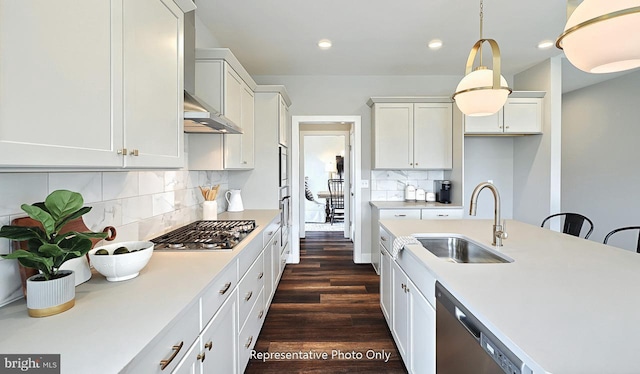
[183,11,242,134]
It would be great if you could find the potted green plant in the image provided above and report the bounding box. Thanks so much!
[0,190,107,317]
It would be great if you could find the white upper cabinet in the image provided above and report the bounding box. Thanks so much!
[0,0,184,168]
[190,51,256,170]
[123,0,184,168]
[370,98,453,170]
[464,92,545,135]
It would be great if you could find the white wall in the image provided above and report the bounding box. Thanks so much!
[512,57,562,226]
[562,70,640,250]
[253,74,463,255]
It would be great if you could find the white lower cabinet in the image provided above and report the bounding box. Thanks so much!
[420,208,463,220]
[390,261,435,374]
[172,289,238,374]
[380,239,392,324]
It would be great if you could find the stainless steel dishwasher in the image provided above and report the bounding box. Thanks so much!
[436,282,532,374]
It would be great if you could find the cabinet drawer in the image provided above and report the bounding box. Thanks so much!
[380,226,391,250]
[379,209,421,220]
[420,209,463,220]
[238,288,265,373]
[238,235,263,280]
[262,218,281,247]
[125,301,200,373]
[238,251,265,330]
[278,241,289,282]
[202,259,238,326]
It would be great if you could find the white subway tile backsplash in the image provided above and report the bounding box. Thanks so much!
[0,173,48,216]
[370,191,387,201]
[387,191,405,201]
[175,189,198,210]
[0,259,22,308]
[48,172,102,203]
[139,171,165,195]
[376,180,404,191]
[153,191,175,216]
[164,170,188,192]
[103,172,139,200]
[84,200,122,232]
[122,195,153,225]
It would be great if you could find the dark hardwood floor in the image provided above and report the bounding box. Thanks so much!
[245,231,408,374]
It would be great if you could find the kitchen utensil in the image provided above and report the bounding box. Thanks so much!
[226,189,244,212]
[416,188,426,201]
[203,200,218,220]
[405,184,416,201]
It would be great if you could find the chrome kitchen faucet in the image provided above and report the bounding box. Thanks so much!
[469,182,508,246]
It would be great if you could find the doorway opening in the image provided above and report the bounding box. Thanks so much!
[290,116,363,264]
[301,131,349,235]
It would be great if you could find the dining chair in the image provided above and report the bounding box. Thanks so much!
[540,212,594,239]
[327,179,345,224]
[603,226,640,253]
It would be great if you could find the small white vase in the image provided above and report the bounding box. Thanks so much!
[26,270,75,318]
[203,200,218,220]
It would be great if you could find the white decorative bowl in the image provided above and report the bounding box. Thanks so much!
[88,241,154,281]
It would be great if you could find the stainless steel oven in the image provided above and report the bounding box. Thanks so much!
[436,282,531,374]
[279,146,288,187]
[279,186,290,248]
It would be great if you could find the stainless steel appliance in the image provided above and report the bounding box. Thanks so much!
[151,220,256,251]
[280,186,290,248]
[436,282,531,374]
[279,146,288,187]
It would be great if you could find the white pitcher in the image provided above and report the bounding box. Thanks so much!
[225,189,244,212]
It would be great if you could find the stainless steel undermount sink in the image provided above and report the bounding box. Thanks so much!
[416,236,513,264]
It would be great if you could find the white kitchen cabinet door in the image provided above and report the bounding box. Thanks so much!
[408,279,435,374]
[0,0,123,167]
[503,98,543,134]
[420,209,463,220]
[391,262,410,362]
[464,111,502,134]
[414,103,453,169]
[373,103,413,169]
[224,83,254,169]
[224,64,243,127]
[464,96,543,135]
[200,290,238,374]
[380,245,392,324]
[171,340,201,374]
[379,209,422,220]
[123,0,184,168]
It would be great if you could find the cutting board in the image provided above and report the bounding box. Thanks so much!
[10,217,116,296]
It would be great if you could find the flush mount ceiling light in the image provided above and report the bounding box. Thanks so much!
[537,40,555,49]
[318,39,332,49]
[452,0,511,117]
[556,0,640,73]
[428,39,443,50]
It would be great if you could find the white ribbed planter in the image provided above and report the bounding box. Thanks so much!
[26,270,75,317]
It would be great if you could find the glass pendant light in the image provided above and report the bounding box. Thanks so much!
[556,0,640,74]
[453,0,512,117]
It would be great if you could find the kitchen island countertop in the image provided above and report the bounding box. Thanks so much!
[382,219,640,374]
[0,209,280,373]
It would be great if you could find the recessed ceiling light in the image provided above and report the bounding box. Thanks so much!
[537,40,555,49]
[428,39,443,50]
[318,39,332,49]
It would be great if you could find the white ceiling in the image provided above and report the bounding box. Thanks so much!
[195,0,568,77]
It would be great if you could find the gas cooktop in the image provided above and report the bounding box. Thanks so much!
[151,220,256,251]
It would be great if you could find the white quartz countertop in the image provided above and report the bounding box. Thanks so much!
[370,201,463,209]
[0,210,279,374]
[380,219,640,374]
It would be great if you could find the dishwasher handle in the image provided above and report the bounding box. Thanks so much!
[455,306,481,341]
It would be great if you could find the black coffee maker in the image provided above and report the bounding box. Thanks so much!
[434,180,452,204]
